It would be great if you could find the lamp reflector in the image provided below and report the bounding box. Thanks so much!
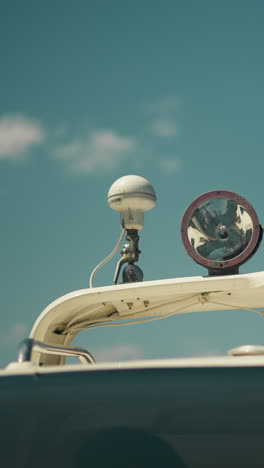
[181,190,262,274]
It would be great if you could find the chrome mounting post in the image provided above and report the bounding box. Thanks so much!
[17,338,96,365]
[113,229,144,284]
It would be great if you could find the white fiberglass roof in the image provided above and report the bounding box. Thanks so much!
[28,271,264,366]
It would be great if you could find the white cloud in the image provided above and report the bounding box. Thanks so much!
[54,139,83,160]
[0,322,27,346]
[53,130,137,173]
[160,158,181,173]
[150,119,180,137]
[0,115,45,160]
[93,344,144,362]
[182,337,219,357]
[0,110,183,177]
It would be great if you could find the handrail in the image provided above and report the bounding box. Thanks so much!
[17,338,95,365]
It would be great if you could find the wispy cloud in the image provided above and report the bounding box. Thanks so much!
[93,344,144,362]
[0,322,27,346]
[143,97,183,171]
[53,130,137,173]
[144,96,182,141]
[181,337,219,357]
[150,119,180,138]
[0,115,45,160]
[160,157,181,173]
[0,100,184,176]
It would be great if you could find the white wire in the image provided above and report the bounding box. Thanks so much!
[208,300,264,315]
[68,299,200,334]
[66,294,200,333]
[89,229,126,288]
[67,294,264,334]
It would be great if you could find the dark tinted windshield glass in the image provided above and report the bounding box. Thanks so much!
[1,366,264,467]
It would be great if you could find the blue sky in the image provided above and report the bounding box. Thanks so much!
[1,1,264,366]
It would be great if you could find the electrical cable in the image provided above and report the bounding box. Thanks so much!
[67,299,201,334]
[208,299,264,315]
[66,294,264,335]
[89,229,126,288]
[66,294,200,333]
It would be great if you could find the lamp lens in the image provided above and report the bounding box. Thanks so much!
[187,197,253,262]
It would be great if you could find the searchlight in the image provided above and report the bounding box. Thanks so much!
[181,190,262,275]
